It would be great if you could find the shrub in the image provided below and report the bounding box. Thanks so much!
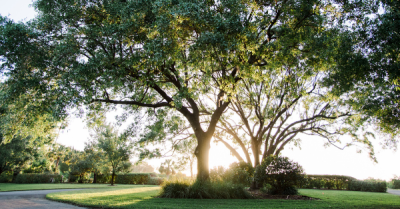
[148,177,165,185]
[254,155,304,195]
[68,174,79,183]
[210,162,254,187]
[348,179,387,192]
[115,173,151,184]
[159,180,252,199]
[393,180,400,189]
[14,173,62,183]
[0,172,13,183]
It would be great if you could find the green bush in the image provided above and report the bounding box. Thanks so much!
[254,155,304,195]
[68,174,79,183]
[210,162,254,186]
[148,177,165,185]
[389,179,400,189]
[348,180,387,192]
[115,173,151,184]
[14,173,62,183]
[0,172,13,183]
[159,180,252,199]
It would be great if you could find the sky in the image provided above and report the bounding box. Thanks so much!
[1,0,399,181]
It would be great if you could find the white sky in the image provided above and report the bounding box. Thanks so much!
[1,0,398,181]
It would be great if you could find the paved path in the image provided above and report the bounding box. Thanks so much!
[387,189,400,196]
[0,189,87,209]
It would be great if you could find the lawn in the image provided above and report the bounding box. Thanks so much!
[46,187,400,209]
[0,183,139,192]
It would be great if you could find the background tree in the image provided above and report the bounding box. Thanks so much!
[131,161,155,173]
[0,0,380,180]
[47,144,70,174]
[0,135,35,181]
[95,125,133,185]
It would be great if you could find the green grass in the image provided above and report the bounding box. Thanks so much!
[0,183,139,192]
[46,187,400,209]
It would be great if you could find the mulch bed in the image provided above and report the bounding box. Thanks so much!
[248,190,320,200]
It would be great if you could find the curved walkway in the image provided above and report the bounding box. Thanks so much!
[387,189,400,196]
[0,189,86,209]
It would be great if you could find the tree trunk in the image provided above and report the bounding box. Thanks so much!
[250,140,262,190]
[251,139,261,167]
[55,157,60,174]
[194,132,212,181]
[111,172,115,186]
[12,169,20,182]
[93,172,97,184]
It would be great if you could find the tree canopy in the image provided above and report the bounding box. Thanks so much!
[0,0,390,180]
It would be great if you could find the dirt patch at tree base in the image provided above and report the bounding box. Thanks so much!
[248,190,320,200]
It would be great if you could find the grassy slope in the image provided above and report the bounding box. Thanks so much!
[46,187,400,209]
[0,183,139,192]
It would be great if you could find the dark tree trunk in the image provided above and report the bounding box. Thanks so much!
[111,172,115,186]
[12,169,19,182]
[250,140,262,190]
[93,172,97,183]
[194,132,212,181]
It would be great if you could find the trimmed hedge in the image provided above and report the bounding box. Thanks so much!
[348,180,387,192]
[15,173,62,183]
[299,175,356,190]
[115,173,150,184]
[95,173,152,184]
[96,174,111,183]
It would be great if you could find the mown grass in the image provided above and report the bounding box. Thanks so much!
[0,183,138,192]
[46,187,400,209]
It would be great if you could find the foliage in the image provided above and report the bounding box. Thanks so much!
[23,157,52,173]
[115,173,151,185]
[94,124,133,185]
[255,156,304,195]
[323,0,400,142]
[95,174,111,184]
[14,173,62,184]
[210,162,254,186]
[148,177,165,185]
[159,180,252,199]
[0,172,12,183]
[0,0,381,181]
[389,179,400,189]
[299,175,356,190]
[348,179,387,193]
[131,162,155,173]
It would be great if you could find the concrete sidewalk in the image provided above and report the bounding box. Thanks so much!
[0,189,87,209]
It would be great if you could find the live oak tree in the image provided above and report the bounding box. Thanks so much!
[214,67,374,168]
[0,0,375,180]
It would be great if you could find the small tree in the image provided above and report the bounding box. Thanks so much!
[95,125,133,186]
